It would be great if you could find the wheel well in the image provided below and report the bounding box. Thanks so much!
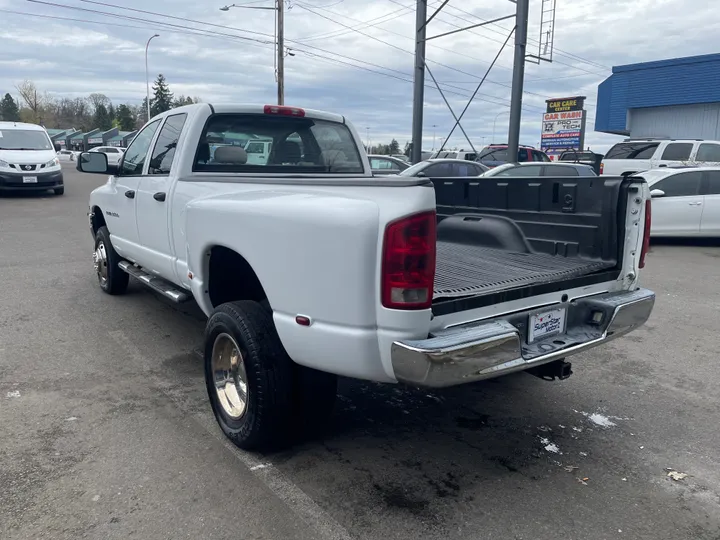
[621,171,637,178]
[91,206,106,236]
[208,246,267,308]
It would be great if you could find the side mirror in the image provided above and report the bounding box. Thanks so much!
[416,171,426,177]
[650,189,665,198]
[53,143,61,152]
[77,152,110,174]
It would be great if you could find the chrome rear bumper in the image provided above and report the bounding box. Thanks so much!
[391,288,655,388]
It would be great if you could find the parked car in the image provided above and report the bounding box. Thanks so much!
[89,146,124,166]
[398,158,488,177]
[429,149,478,161]
[368,154,410,175]
[601,138,720,176]
[0,121,64,195]
[76,103,654,451]
[632,167,720,236]
[481,162,597,177]
[57,149,76,162]
[558,150,604,175]
[476,144,550,168]
[391,154,410,163]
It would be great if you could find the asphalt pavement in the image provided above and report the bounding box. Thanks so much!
[1,165,719,540]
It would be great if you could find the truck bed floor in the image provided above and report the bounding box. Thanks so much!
[434,241,615,299]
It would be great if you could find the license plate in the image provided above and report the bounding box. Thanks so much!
[22,176,38,183]
[528,308,566,343]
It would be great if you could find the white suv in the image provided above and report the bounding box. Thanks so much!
[601,139,720,176]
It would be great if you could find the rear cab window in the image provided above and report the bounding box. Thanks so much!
[194,114,364,174]
[696,143,720,162]
[604,142,659,160]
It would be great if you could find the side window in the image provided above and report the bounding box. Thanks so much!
[149,114,188,175]
[696,144,720,162]
[452,163,475,176]
[464,153,477,161]
[661,143,693,161]
[120,119,162,176]
[496,165,543,177]
[545,165,579,176]
[704,171,720,195]
[652,172,702,197]
[423,163,453,176]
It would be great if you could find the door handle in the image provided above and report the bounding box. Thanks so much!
[658,164,667,167]
[153,192,166,202]
[688,202,702,206]
[124,190,135,199]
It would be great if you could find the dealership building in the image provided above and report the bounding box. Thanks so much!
[595,53,720,139]
[50,127,137,151]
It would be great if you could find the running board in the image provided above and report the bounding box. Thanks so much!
[118,261,191,303]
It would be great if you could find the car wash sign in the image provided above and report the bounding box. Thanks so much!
[541,96,586,159]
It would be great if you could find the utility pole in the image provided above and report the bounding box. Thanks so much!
[410,0,427,164]
[277,0,284,105]
[507,0,529,162]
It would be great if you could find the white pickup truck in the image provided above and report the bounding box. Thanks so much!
[77,103,655,450]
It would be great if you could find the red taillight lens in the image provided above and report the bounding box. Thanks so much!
[639,199,651,269]
[381,211,437,310]
[599,162,604,174]
[263,105,305,117]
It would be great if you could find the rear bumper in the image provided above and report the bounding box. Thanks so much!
[0,170,64,191]
[391,288,655,388]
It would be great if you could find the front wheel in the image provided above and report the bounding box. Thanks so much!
[94,226,128,295]
[204,301,294,450]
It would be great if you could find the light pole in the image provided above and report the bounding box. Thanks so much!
[492,111,510,144]
[145,34,160,123]
[431,124,438,150]
[220,1,284,105]
[365,127,370,151]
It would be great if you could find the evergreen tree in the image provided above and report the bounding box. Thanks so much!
[389,139,400,155]
[93,103,112,131]
[115,104,135,131]
[108,103,116,123]
[150,74,173,117]
[0,93,21,121]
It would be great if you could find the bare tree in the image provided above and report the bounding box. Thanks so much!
[15,80,43,122]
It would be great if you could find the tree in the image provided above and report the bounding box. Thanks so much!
[150,74,173,117]
[88,93,110,112]
[389,139,400,155]
[172,95,195,108]
[108,103,116,123]
[404,141,411,157]
[16,80,44,123]
[0,93,20,121]
[115,104,135,131]
[93,103,112,131]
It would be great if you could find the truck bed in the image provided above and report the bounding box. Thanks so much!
[434,241,615,299]
[430,174,633,313]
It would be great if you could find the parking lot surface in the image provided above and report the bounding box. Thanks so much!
[1,165,719,540]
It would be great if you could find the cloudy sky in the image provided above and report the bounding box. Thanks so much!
[1,0,719,152]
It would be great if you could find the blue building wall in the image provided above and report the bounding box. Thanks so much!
[595,53,720,135]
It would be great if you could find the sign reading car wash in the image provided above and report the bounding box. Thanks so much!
[541,96,586,160]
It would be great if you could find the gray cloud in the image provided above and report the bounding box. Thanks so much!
[1,0,717,152]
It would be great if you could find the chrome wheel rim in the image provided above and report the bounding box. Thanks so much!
[93,242,108,286]
[211,333,249,420]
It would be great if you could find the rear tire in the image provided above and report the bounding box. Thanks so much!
[94,226,129,295]
[204,301,294,450]
[54,187,64,195]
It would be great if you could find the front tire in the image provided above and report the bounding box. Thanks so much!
[204,301,294,450]
[94,226,129,295]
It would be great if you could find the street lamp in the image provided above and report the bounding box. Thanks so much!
[365,127,370,151]
[431,124,438,150]
[492,111,510,144]
[220,1,285,105]
[145,34,160,123]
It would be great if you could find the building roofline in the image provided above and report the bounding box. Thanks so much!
[613,52,720,74]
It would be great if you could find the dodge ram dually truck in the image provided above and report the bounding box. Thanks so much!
[77,103,655,450]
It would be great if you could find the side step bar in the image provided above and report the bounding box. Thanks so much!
[118,261,191,303]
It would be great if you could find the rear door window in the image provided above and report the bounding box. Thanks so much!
[477,147,509,162]
[544,165,579,176]
[452,162,477,176]
[696,144,720,162]
[604,142,659,160]
[660,143,693,161]
[423,163,454,176]
[704,171,720,194]
[495,165,544,177]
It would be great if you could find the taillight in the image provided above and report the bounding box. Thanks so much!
[639,199,651,269]
[263,105,305,117]
[381,211,436,310]
[599,162,604,174]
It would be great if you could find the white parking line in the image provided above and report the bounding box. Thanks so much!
[108,329,354,540]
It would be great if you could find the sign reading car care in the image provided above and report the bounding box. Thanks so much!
[541,96,587,160]
[546,96,585,113]
[88,137,103,144]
